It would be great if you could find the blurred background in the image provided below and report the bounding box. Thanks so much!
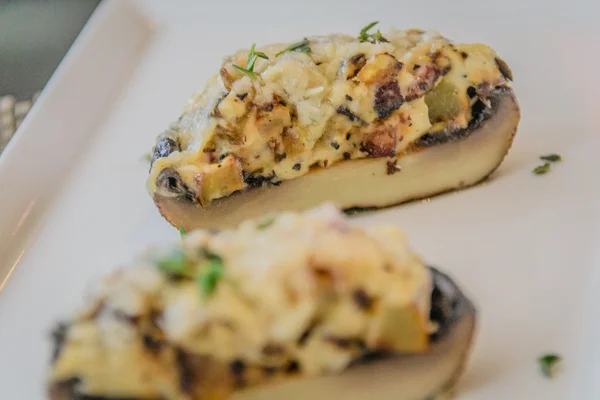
[0,0,100,152]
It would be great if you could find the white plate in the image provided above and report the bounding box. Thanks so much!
[0,0,599,398]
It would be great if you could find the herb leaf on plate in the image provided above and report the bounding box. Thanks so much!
[540,154,562,162]
[533,162,551,175]
[538,353,561,378]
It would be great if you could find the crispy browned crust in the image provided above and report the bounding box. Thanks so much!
[154,89,519,231]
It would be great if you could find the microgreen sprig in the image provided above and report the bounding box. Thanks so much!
[276,38,311,57]
[233,43,269,79]
[358,21,389,44]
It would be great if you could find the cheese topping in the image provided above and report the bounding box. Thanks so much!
[147,29,509,206]
[50,204,433,399]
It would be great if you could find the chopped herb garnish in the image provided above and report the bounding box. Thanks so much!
[179,226,187,238]
[233,43,269,80]
[246,44,269,69]
[533,162,551,175]
[157,248,193,278]
[232,64,258,80]
[142,153,152,163]
[359,21,378,39]
[358,21,389,44]
[197,252,224,297]
[158,246,226,296]
[275,38,311,57]
[256,215,276,230]
[540,154,562,162]
[538,353,561,378]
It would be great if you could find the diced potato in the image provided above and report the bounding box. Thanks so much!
[196,155,246,206]
[356,54,402,85]
[218,92,248,121]
[366,303,429,353]
[256,104,292,139]
[282,126,310,156]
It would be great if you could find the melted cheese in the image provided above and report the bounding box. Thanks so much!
[148,29,508,205]
[49,204,432,398]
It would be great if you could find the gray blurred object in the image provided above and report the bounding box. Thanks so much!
[0,92,41,152]
[0,0,101,153]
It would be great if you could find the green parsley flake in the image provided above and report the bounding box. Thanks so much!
[197,251,224,297]
[540,154,562,162]
[538,353,561,378]
[533,162,551,175]
[256,215,276,230]
[157,248,193,278]
[179,226,187,238]
[275,38,311,57]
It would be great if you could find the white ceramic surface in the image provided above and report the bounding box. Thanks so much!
[0,0,599,398]
[0,0,153,284]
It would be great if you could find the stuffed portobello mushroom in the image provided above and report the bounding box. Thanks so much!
[148,24,519,230]
[48,204,476,400]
